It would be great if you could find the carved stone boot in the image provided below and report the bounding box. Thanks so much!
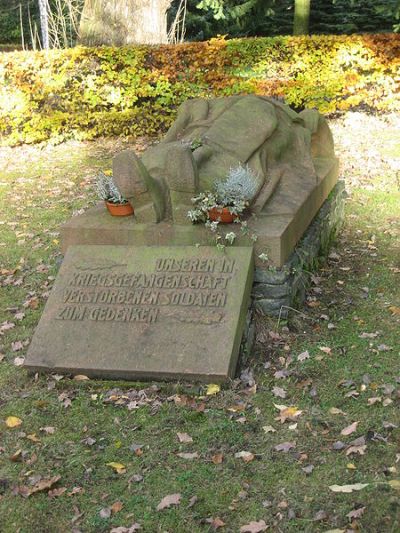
[112,149,165,223]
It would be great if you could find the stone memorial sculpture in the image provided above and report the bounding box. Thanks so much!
[113,94,336,224]
[25,96,342,383]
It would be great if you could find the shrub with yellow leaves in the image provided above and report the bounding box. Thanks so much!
[0,34,398,146]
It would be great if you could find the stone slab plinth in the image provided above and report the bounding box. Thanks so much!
[61,158,338,268]
[25,246,254,382]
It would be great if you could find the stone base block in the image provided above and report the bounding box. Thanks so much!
[252,180,346,317]
[61,158,339,269]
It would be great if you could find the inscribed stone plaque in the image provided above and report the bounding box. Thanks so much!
[25,245,254,382]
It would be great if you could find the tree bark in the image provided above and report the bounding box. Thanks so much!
[38,0,50,48]
[293,0,311,35]
[79,0,173,45]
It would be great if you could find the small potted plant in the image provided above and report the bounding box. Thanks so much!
[95,171,134,217]
[188,164,259,225]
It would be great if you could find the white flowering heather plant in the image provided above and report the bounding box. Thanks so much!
[187,164,259,223]
[187,163,259,249]
[215,164,260,204]
[95,171,128,205]
[188,164,260,222]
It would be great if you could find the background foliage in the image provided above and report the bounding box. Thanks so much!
[168,0,399,41]
[0,34,399,145]
[1,0,399,47]
[0,0,39,47]
[0,0,84,49]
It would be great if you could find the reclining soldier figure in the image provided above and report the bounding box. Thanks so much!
[112,95,336,224]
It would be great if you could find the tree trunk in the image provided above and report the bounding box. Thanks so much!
[293,0,311,35]
[38,0,50,48]
[79,0,172,45]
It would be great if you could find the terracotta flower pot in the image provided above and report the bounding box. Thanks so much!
[105,201,134,217]
[208,207,238,224]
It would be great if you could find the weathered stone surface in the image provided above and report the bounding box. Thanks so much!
[61,153,338,269]
[60,181,344,319]
[252,180,346,316]
[252,282,289,299]
[254,297,290,316]
[254,268,290,285]
[113,149,165,223]
[25,245,253,382]
[112,95,338,225]
[240,309,255,358]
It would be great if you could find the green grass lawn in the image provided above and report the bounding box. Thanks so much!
[0,114,399,532]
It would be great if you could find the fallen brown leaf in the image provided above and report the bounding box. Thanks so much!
[275,405,302,423]
[16,475,61,498]
[157,493,181,510]
[341,421,358,436]
[211,453,224,464]
[24,296,39,309]
[111,501,123,514]
[368,397,382,405]
[262,425,276,433]
[26,434,41,443]
[11,340,24,352]
[0,321,15,334]
[68,487,83,496]
[302,464,314,475]
[332,441,346,450]
[329,407,346,415]
[99,507,111,518]
[240,520,268,532]
[346,444,367,456]
[272,387,287,398]
[346,506,366,520]
[313,510,327,522]
[235,451,255,463]
[177,432,193,443]
[177,452,198,460]
[274,442,296,452]
[9,449,22,462]
[297,350,310,362]
[329,483,369,493]
[48,487,67,498]
[319,346,332,354]
[227,403,246,413]
[206,517,225,529]
[188,495,198,508]
[40,426,55,434]
[128,474,143,483]
[110,524,141,533]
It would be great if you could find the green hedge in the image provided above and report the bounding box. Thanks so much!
[0,34,399,145]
